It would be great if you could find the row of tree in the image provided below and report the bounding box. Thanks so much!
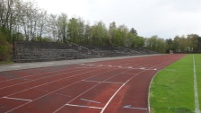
[146,34,201,53]
[0,0,201,61]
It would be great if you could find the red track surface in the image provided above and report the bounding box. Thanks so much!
[0,54,185,113]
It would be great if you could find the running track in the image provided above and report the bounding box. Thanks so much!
[0,54,185,113]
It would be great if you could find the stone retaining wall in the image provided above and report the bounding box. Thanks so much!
[13,41,156,62]
[14,41,79,62]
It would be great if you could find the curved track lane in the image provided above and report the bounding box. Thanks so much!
[0,54,185,113]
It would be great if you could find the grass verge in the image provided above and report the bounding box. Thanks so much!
[150,54,199,113]
[0,60,13,65]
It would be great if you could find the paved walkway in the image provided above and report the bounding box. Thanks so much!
[0,55,156,72]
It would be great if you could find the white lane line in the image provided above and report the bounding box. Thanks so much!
[5,55,179,113]
[81,98,101,104]
[53,69,133,113]
[3,68,103,98]
[65,104,103,109]
[193,55,200,113]
[3,96,32,102]
[55,93,71,97]
[102,81,124,84]
[123,105,147,110]
[0,66,83,83]
[81,80,101,83]
[4,67,108,113]
[100,83,127,113]
[100,57,178,113]
[53,84,101,113]
[82,80,123,84]
[100,70,145,113]
[0,67,87,89]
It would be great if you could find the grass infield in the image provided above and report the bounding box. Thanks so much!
[150,54,201,113]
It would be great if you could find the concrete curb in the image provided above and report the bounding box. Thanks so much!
[0,55,161,72]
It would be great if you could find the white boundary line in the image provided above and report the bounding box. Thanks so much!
[144,54,185,113]
[0,67,88,90]
[5,67,120,113]
[3,54,180,113]
[100,82,127,113]
[0,65,83,83]
[3,68,104,98]
[3,96,32,102]
[123,105,147,110]
[81,98,101,104]
[53,69,133,113]
[100,70,146,113]
[82,80,124,84]
[100,56,181,113]
[65,104,103,109]
[193,55,200,113]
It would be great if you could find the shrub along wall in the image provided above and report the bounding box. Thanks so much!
[0,31,11,61]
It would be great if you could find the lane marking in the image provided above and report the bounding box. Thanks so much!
[3,96,32,102]
[55,93,71,97]
[100,56,182,113]
[100,83,127,113]
[123,105,147,110]
[65,104,102,109]
[0,67,88,89]
[81,98,101,104]
[3,55,184,113]
[193,55,200,113]
[82,80,101,83]
[82,80,123,84]
[100,70,146,113]
[0,66,83,83]
[128,67,133,69]
[4,67,109,113]
[81,64,158,71]
[102,81,124,84]
[54,69,133,113]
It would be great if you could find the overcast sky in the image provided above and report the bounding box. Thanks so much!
[27,0,201,39]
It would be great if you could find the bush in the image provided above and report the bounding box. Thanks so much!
[0,31,11,61]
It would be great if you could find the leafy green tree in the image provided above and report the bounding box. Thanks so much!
[173,35,189,52]
[108,22,117,45]
[133,36,145,48]
[114,25,128,46]
[166,38,174,52]
[83,22,91,45]
[198,36,201,52]
[187,34,199,52]
[145,35,166,53]
[68,18,79,43]
[90,21,108,46]
[130,28,137,35]
[56,13,68,43]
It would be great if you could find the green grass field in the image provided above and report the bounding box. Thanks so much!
[150,54,201,113]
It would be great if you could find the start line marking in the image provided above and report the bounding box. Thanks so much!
[65,104,103,109]
[80,64,157,71]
